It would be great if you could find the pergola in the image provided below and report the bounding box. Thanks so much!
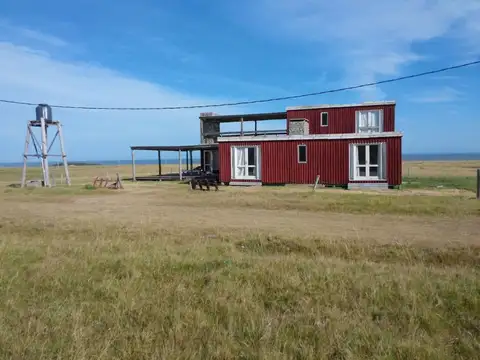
[130,144,218,181]
[199,111,287,143]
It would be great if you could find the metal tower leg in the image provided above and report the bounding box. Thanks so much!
[57,122,71,186]
[21,123,31,188]
[40,118,50,187]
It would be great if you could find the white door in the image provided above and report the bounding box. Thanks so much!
[352,144,385,180]
[231,146,261,180]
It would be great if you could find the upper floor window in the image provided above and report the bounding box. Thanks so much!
[321,112,328,127]
[356,109,383,133]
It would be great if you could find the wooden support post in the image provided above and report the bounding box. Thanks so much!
[115,172,124,189]
[157,150,162,176]
[240,117,244,136]
[313,175,320,192]
[254,120,257,136]
[477,169,480,200]
[131,150,136,181]
[190,150,193,170]
[186,151,189,171]
[178,150,183,180]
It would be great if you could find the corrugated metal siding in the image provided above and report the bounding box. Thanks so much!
[218,142,231,183]
[387,136,402,185]
[219,137,402,186]
[287,104,395,134]
[219,141,289,184]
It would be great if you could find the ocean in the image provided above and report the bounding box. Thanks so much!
[1,153,480,167]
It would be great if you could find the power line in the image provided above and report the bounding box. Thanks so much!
[1,59,479,111]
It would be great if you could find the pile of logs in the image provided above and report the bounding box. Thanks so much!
[92,173,124,190]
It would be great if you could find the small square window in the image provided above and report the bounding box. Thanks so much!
[321,112,328,127]
[298,144,307,163]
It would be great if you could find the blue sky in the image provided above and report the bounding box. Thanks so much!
[0,0,479,162]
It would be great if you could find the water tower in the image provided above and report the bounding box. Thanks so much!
[21,104,71,187]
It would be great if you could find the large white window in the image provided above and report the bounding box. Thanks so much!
[231,146,261,180]
[350,143,386,180]
[356,109,383,133]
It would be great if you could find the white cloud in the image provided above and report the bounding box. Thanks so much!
[0,20,67,47]
[0,39,244,162]
[408,86,463,103]
[241,0,480,99]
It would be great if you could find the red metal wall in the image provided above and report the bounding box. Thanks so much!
[219,136,402,186]
[287,104,395,134]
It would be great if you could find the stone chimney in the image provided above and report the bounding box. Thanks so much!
[288,118,309,135]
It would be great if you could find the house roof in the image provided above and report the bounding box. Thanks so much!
[130,144,218,151]
[216,131,403,142]
[286,101,396,111]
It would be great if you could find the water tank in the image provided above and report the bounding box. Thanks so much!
[35,104,53,123]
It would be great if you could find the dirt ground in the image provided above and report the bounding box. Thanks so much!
[2,182,479,247]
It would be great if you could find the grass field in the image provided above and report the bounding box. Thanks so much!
[0,161,479,359]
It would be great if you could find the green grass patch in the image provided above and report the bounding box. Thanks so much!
[174,189,480,217]
[2,184,116,200]
[402,176,477,192]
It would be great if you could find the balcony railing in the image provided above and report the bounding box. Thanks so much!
[203,129,287,138]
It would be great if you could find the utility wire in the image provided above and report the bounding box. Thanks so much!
[1,59,479,111]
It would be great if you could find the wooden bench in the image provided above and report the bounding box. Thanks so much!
[190,177,219,191]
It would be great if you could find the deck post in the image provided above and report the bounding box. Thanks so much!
[131,149,136,181]
[476,169,480,200]
[254,120,257,136]
[240,117,244,136]
[157,150,162,176]
[178,149,183,180]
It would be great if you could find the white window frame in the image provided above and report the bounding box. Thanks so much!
[355,109,384,133]
[320,112,328,127]
[297,144,307,163]
[231,145,261,180]
[349,143,386,181]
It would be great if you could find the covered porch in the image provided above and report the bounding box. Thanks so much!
[129,144,219,182]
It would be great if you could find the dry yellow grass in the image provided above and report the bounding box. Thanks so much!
[403,160,480,177]
[0,161,479,359]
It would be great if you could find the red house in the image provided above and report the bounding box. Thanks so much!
[216,101,402,189]
[130,101,403,189]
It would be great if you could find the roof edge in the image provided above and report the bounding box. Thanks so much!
[199,111,287,120]
[286,101,396,111]
[217,131,403,142]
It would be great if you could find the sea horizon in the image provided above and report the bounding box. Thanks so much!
[1,152,480,167]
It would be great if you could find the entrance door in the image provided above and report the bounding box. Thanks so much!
[350,143,386,181]
[204,150,213,172]
[231,146,261,181]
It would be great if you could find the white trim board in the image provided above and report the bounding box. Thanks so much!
[229,181,262,186]
[286,100,396,111]
[348,182,389,190]
[217,131,403,143]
